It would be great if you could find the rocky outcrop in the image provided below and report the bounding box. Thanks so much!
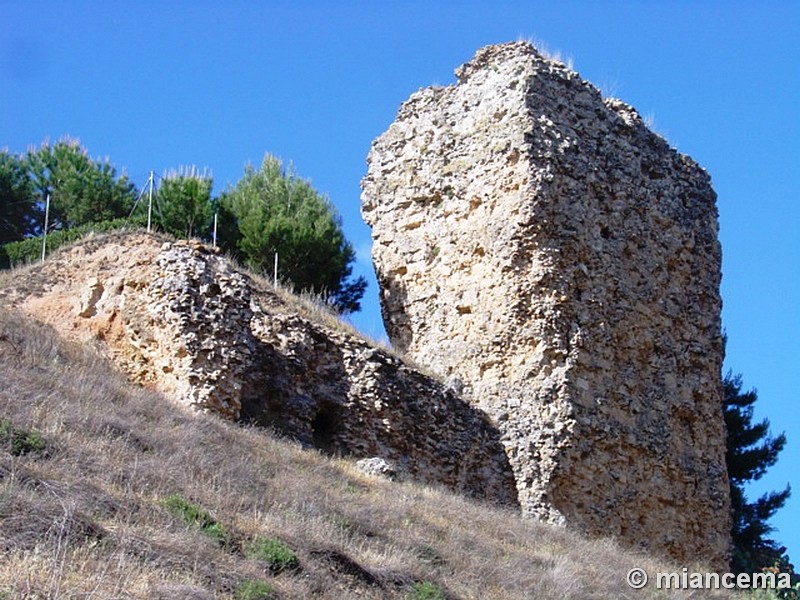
[362,42,730,566]
[0,231,517,506]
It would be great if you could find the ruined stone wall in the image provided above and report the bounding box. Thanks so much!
[0,232,516,505]
[245,301,516,504]
[362,42,730,566]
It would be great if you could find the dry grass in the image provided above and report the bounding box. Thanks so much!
[0,308,744,599]
[0,227,170,299]
[242,269,388,351]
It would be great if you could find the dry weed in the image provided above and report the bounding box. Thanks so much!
[0,300,744,599]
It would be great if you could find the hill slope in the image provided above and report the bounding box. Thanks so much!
[0,230,516,506]
[0,298,737,598]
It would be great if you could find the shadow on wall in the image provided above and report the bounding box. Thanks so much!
[376,270,415,355]
[238,316,519,507]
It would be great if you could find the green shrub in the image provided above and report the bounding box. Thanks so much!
[1,218,138,268]
[245,536,300,573]
[161,493,228,543]
[407,581,446,600]
[234,579,275,600]
[0,418,45,456]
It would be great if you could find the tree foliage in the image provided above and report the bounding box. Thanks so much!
[0,150,39,245]
[724,371,793,577]
[25,139,136,230]
[2,142,366,316]
[218,155,366,313]
[153,168,213,239]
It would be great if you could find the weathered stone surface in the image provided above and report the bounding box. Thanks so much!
[0,231,517,506]
[362,41,730,566]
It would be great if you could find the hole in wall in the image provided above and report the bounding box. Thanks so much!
[312,402,343,454]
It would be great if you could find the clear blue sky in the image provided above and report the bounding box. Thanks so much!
[2,1,797,566]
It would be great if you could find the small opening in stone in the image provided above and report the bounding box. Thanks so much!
[312,402,342,454]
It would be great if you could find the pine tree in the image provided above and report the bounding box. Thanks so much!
[25,139,136,230]
[0,150,38,244]
[724,372,793,578]
[218,154,366,314]
[153,168,213,239]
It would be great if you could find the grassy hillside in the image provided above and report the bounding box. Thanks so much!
[0,306,740,599]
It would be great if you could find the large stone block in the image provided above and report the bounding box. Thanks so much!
[362,41,730,567]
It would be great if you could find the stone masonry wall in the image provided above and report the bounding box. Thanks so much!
[361,42,730,567]
[0,232,517,506]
